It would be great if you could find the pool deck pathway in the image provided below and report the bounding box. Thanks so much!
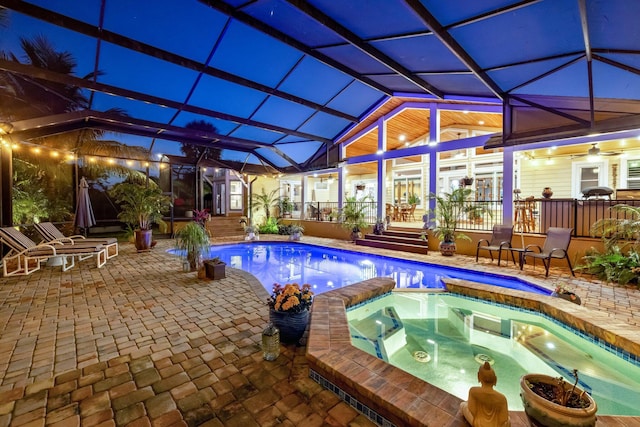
[0,235,638,426]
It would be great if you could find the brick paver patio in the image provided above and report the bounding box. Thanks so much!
[1,235,639,426]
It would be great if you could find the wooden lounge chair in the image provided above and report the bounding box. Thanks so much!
[0,226,107,276]
[476,224,514,266]
[520,227,575,277]
[34,222,118,259]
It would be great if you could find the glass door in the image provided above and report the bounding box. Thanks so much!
[214,182,226,216]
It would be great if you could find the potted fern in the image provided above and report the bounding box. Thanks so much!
[288,223,304,241]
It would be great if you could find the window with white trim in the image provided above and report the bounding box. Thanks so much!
[626,159,640,189]
[571,160,608,198]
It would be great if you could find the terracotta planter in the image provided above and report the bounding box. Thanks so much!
[439,241,456,256]
[542,187,554,198]
[269,309,309,344]
[134,229,153,251]
[520,374,597,427]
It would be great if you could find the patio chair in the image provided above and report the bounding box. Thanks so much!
[408,204,417,222]
[0,226,107,276]
[34,222,118,259]
[520,227,575,277]
[475,224,514,266]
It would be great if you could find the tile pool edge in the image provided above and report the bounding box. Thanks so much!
[306,277,640,426]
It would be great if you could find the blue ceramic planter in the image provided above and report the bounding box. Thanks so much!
[269,309,310,344]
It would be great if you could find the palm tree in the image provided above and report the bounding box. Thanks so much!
[181,120,221,163]
[251,188,279,222]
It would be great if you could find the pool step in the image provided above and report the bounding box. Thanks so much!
[357,232,428,254]
[380,229,426,240]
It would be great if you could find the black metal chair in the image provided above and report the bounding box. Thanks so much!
[476,224,514,266]
[520,227,575,277]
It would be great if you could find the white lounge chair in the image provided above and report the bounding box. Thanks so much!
[34,222,118,259]
[0,226,107,276]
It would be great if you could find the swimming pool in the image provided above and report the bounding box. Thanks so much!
[196,242,549,295]
[347,292,640,415]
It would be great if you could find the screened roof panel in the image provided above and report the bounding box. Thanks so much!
[298,112,351,139]
[189,74,268,118]
[371,34,467,72]
[1,13,98,76]
[26,0,101,26]
[327,82,386,117]
[173,112,239,136]
[418,74,494,97]
[98,42,198,101]
[451,0,583,70]
[242,0,344,48]
[368,75,430,93]
[317,45,397,75]
[487,55,584,92]
[229,125,284,144]
[254,147,293,168]
[220,150,262,166]
[279,56,353,105]
[251,97,315,130]
[211,20,304,88]
[592,62,640,100]
[3,0,640,173]
[90,94,177,123]
[307,0,427,40]
[102,0,227,63]
[587,0,640,50]
[420,0,526,26]
[273,141,324,164]
[513,61,589,97]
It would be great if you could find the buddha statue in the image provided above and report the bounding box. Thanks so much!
[460,362,511,427]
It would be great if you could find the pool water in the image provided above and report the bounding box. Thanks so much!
[347,293,640,415]
[196,242,549,295]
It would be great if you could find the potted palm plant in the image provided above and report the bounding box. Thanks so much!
[340,195,370,241]
[175,222,210,271]
[430,187,480,256]
[110,181,171,251]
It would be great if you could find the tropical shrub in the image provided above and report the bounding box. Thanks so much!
[575,248,640,286]
[259,216,280,234]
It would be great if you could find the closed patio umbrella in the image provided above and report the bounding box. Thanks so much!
[75,177,96,236]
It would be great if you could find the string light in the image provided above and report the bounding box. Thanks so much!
[5,140,173,170]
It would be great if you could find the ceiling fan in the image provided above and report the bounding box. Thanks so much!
[577,143,619,158]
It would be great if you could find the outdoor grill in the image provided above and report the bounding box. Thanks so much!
[581,186,614,199]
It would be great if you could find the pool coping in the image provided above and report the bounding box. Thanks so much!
[306,277,640,427]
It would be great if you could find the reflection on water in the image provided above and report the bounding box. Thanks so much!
[200,242,548,296]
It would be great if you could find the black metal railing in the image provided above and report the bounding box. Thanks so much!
[303,198,640,239]
[520,198,640,238]
[304,201,378,224]
[455,200,504,232]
